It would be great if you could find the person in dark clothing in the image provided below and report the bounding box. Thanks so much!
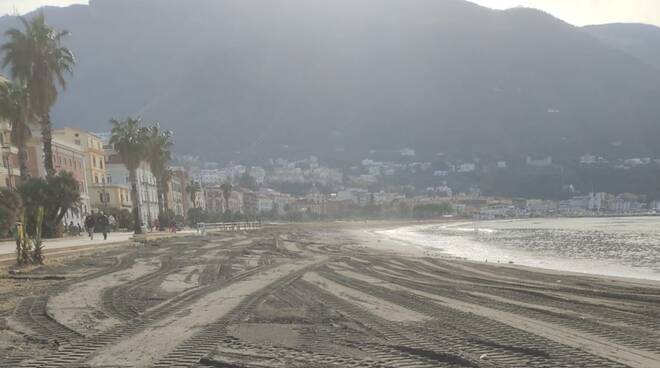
[84,213,96,240]
[97,212,110,240]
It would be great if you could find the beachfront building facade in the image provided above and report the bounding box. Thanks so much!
[26,135,91,226]
[166,170,186,219]
[89,184,132,212]
[169,166,191,219]
[53,128,107,186]
[54,128,112,214]
[0,75,18,189]
[0,120,20,189]
[105,156,159,228]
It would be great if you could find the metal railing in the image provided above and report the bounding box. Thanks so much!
[197,221,262,235]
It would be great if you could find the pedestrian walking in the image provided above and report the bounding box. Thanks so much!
[108,215,117,231]
[84,213,96,240]
[97,212,110,240]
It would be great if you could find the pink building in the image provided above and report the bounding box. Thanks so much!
[27,136,91,223]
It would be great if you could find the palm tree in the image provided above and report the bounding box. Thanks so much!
[186,180,201,209]
[220,182,232,214]
[0,80,34,181]
[109,117,148,234]
[1,13,75,177]
[145,125,172,229]
[161,168,173,212]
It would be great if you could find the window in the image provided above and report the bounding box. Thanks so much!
[74,139,81,146]
[95,175,99,184]
[93,157,96,168]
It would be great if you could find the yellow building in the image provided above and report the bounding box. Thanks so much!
[89,184,132,211]
[53,127,116,213]
[53,127,107,186]
[166,170,186,218]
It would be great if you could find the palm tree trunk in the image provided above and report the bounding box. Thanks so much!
[163,186,170,213]
[16,143,29,182]
[129,169,143,234]
[156,179,164,230]
[190,192,197,209]
[40,114,55,178]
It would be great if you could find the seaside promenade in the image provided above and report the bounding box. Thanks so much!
[0,230,196,262]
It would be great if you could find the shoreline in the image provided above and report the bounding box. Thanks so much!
[360,218,660,286]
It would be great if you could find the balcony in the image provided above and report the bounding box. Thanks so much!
[0,166,20,176]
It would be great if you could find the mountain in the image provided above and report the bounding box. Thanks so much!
[2,0,660,164]
[584,23,660,70]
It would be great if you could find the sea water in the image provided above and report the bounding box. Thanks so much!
[378,217,660,281]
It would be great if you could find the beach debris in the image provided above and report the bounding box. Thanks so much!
[480,354,489,360]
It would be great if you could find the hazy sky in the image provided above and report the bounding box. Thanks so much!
[470,0,660,26]
[1,0,660,27]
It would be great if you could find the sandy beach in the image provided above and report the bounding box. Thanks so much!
[1,222,659,367]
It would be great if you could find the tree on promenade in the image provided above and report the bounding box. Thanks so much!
[161,168,172,212]
[220,182,232,214]
[18,172,80,238]
[0,80,34,181]
[1,13,74,177]
[0,187,22,238]
[109,117,148,234]
[145,124,173,230]
[186,180,201,209]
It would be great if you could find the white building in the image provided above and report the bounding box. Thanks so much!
[309,167,343,185]
[336,188,369,205]
[457,163,476,173]
[526,156,553,167]
[256,195,274,213]
[249,166,266,185]
[268,167,305,183]
[400,148,415,157]
[106,161,159,227]
[580,154,596,165]
[372,191,406,205]
[525,199,557,214]
[480,205,515,218]
[191,169,228,185]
